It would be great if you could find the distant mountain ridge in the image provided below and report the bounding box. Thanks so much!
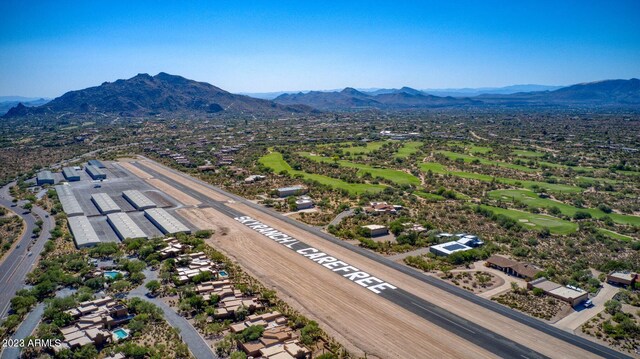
[4,73,312,118]
[0,98,49,116]
[242,84,563,99]
[273,79,640,110]
[274,87,481,110]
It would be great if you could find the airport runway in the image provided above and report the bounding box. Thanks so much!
[131,157,630,359]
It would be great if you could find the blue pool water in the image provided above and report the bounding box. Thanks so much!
[113,328,128,340]
[104,271,120,279]
[219,270,228,277]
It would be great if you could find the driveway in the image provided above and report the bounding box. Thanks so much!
[327,209,353,226]
[127,269,216,359]
[553,283,620,332]
[448,260,526,299]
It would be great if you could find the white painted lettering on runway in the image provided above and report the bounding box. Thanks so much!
[235,216,397,294]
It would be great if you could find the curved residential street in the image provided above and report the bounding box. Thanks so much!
[0,288,76,359]
[0,182,55,320]
[127,269,217,359]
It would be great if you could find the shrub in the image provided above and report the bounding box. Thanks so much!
[573,211,592,220]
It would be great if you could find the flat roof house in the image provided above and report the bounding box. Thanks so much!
[607,271,637,287]
[430,241,472,256]
[361,224,389,237]
[528,277,588,307]
[456,234,484,248]
[295,197,314,210]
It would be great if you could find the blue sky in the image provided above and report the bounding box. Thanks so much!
[1,0,639,97]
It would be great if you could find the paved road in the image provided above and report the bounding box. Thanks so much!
[134,157,630,359]
[0,303,45,359]
[0,183,55,320]
[0,288,76,359]
[127,269,216,359]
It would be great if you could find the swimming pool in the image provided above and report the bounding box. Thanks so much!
[218,270,229,278]
[104,271,120,279]
[113,328,129,340]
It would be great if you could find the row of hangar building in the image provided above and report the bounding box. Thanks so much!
[57,185,191,248]
[36,160,107,186]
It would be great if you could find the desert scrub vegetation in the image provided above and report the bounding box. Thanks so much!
[0,206,24,259]
[492,284,569,321]
[581,299,640,354]
[439,271,501,293]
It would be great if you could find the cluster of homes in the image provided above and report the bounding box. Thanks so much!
[53,297,132,353]
[188,265,313,358]
[195,279,265,318]
[144,138,247,169]
[230,311,312,359]
[167,152,191,166]
[176,252,225,283]
[159,237,186,258]
[485,255,591,307]
[363,201,402,215]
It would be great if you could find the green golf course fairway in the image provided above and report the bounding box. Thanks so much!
[342,141,388,155]
[479,205,578,234]
[259,152,385,195]
[418,162,580,193]
[437,150,538,172]
[413,191,445,201]
[513,149,545,158]
[488,189,640,226]
[301,152,421,186]
[394,141,423,158]
[597,228,635,241]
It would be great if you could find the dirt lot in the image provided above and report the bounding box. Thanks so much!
[128,159,606,359]
[145,178,201,206]
[439,271,504,294]
[118,161,154,179]
[140,160,230,202]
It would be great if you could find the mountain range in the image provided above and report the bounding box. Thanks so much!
[244,84,563,99]
[3,73,311,118]
[273,79,640,110]
[3,75,639,118]
[0,98,49,115]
